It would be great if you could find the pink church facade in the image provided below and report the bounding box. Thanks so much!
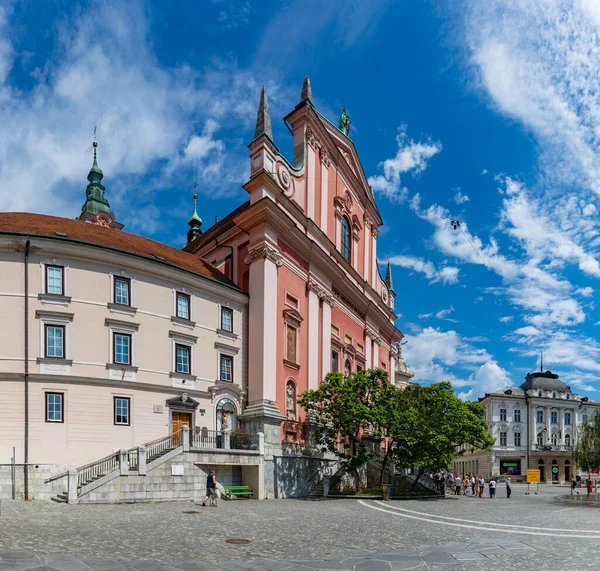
[185,79,402,493]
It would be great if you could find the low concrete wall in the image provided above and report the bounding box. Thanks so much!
[272,454,336,498]
[0,464,69,500]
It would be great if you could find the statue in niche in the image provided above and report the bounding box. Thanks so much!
[286,382,296,420]
[221,409,230,432]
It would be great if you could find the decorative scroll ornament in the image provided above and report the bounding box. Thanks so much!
[381,286,388,303]
[366,325,383,345]
[321,148,331,167]
[244,243,284,267]
[306,126,317,149]
[344,190,353,212]
[306,278,335,306]
[277,165,294,197]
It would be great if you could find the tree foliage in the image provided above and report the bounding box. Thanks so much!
[299,370,494,487]
[575,412,600,472]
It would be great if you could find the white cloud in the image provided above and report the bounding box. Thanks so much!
[0,4,13,84]
[453,190,470,204]
[577,287,594,298]
[435,305,456,321]
[459,361,513,400]
[481,168,488,175]
[368,126,441,201]
[386,254,459,285]
[499,316,513,323]
[514,326,540,337]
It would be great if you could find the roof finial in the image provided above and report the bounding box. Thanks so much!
[93,125,98,161]
[300,76,313,104]
[339,107,351,136]
[254,86,273,141]
[385,262,394,293]
[187,181,203,244]
[540,351,543,372]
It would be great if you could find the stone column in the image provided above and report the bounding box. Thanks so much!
[138,446,147,475]
[67,469,78,504]
[364,218,371,282]
[223,431,231,450]
[119,449,128,476]
[182,425,190,452]
[258,432,265,455]
[530,404,536,450]
[321,299,332,380]
[373,340,380,370]
[307,287,320,390]
[320,152,330,232]
[371,227,378,287]
[559,409,565,446]
[545,406,551,446]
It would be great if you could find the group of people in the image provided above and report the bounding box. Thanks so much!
[450,473,511,499]
[571,476,598,496]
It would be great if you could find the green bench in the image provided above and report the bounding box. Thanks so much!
[223,485,254,499]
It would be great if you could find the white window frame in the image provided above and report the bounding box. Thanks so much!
[220,306,234,333]
[514,432,521,447]
[499,432,507,447]
[174,289,192,321]
[171,335,196,376]
[110,272,135,309]
[108,324,137,367]
[514,409,521,423]
[218,350,235,383]
[38,313,72,361]
[499,408,507,421]
[284,291,300,311]
[113,396,131,426]
[40,259,69,297]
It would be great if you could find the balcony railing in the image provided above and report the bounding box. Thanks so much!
[191,428,259,451]
[532,444,573,452]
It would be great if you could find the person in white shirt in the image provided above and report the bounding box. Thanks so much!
[489,478,497,499]
[454,475,462,495]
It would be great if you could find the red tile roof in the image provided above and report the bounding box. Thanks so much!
[0,212,240,291]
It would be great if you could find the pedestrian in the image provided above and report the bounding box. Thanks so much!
[454,474,461,495]
[571,478,577,495]
[471,475,476,496]
[489,478,496,499]
[506,477,511,499]
[587,477,593,496]
[478,475,485,498]
[202,469,218,507]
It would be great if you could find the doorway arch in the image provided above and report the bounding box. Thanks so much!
[551,459,559,483]
[565,459,571,482]
[538,459,545,482]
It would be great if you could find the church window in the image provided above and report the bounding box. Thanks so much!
[344,334,353,345]
[500,408,507,421]
[45,265,64,295]
[331,324,340,337]
[514,409,521,422]
[357,343,364,355]
[341,216,351,262]
[286,325,297,364]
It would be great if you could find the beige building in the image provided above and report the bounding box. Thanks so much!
[0,150,248,499]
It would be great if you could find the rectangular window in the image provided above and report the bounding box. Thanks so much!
[221,307,233,332]
[536,410,544,423]
[331,351,339,372]
[500,408,507,421]
[357,343,364,355]
[551,411,558,424]
[175,344,191,374]
[114,277,131,306]
[514,432,521,446]
[114,397,130,426]
[537,434,544,446]
[45,325,65,358]
[220,354,233,382]
[113,333,131,365]
[285,292,299,310]
[565,412,571,425]
[499,432,507,446]
[286,325,297,363]
[344,334,353,345]
[514,409,521,422]
[583,414,588,424]
[45,265,64,295]
[176,292,190,320]
[331,324,340,337]
[45,392,64,423]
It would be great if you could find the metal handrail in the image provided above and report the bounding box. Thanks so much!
[128,448,139,471]
[77,452,119,488]
[146,429,182,461]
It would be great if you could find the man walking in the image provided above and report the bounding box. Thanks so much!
[489,478,496,499]
[454,474,462,495]
[478,475,485,498]
[506,477,512,499]
[202,469,218,507]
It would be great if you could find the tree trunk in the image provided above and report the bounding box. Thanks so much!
[379,447,392,486]
[411,466,424,491]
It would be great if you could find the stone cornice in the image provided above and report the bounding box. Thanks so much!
[306,277,335,306]
[243,242,284,267]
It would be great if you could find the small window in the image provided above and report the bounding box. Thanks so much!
[286,325,297,363]
[175,344,191,374]
[565,412,571,425]
[552,392,556,399]
[514,432,521,447]
[221,307,233,332]
[114,277,131,306]
[499,432,507,446]
[341,216,351,262]
[176,292,190,320]
[45,392,64,423]
[538,391,542,397]
[45,325,65,359]
[113,333,131,365]
[220,354,233,382]
[285,292,299,310]
[500,408,507,421]
[356,343,364,355]
[514,409,521,422]
[551,411,558,424]
[114,397,130,426]
[344,334,353,345]
[45,265,64,295]
[536,410,544,423]
[331,324,340,337]
[583,414,588,424]
[331,351,339,372]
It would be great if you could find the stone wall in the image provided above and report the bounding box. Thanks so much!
[272,453,337,498]
[0,464,69,500]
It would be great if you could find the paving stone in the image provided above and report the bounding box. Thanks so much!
[354,563,392,571]
[451,552,488,561]
[79,558,132,570]
[129,560,180,571]
[44,554,94,571]
[421,551,459,565]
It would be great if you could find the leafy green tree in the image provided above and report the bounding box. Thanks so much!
[298,368,391,485]
[575,412,600,472]
[387,382,494,487]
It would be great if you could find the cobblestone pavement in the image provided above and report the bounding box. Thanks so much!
[1,484,600,569]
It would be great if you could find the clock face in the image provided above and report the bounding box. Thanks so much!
[382,287,388,303]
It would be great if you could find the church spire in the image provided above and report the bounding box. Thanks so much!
[78,131,123,229]
[300,76,313,104]
[187,183,203,244]
[254,86,273,141]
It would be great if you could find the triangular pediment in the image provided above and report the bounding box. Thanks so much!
[166,393,199,410]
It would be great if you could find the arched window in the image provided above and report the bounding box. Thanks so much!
[341,216,351,262]
[551,433,558,446]
[286,379,297,420]
[344,359,352,375]
[552,392,556,399]
[216,399,237,432]
[565,433,571,447]
[538,391,542,397]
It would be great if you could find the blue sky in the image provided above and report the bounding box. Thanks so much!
[2,0,600,399]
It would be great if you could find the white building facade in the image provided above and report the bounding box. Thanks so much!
[455,369,598,483]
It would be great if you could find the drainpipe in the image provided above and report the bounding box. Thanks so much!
[525,393,529,474]
[24,239,30,500]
